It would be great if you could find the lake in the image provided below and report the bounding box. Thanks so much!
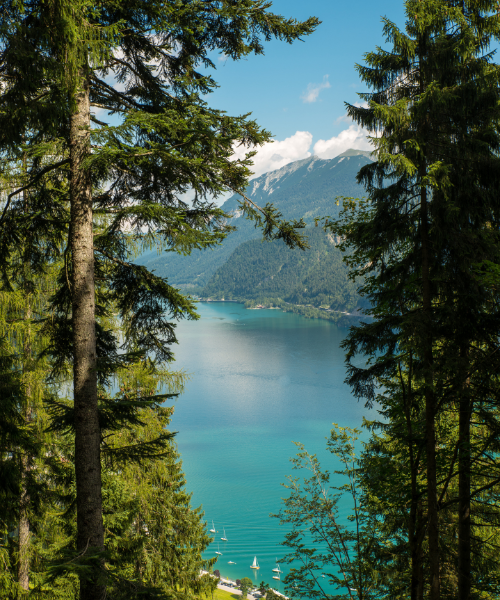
[171,302,373,592]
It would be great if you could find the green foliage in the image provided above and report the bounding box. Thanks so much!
[38,360,216,600]
[239,577,253,599]
[265,590,281,600]
[0,1,319,596]
[360,401,500,599]
[0,229,68,597]
[323,0,500,598]
[201,227,366,316]
[275,424,377,600]
[258,581,269,595]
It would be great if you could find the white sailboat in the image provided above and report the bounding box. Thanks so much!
[228,561,236,564]
[250,556,260,570]
[272,560,281,573]
[210,520,216,534]
[215,543,222,556]
[221,528,228,542]
[272,573,280,581]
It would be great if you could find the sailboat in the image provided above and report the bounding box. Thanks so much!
[228,561,236,564]
[210,520,216,534]
[215,543,223,556]
[250,556,260,570]
[221,528,228,542]
[272,572,280,582]
[272,560,281,573]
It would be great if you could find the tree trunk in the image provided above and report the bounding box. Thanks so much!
[18,450,30,594]
[401,354,423,600]
[70,70,105,600]
[420,184,440,600]
[416,503,425,600]
[18,273,31,594]
[458,389,471,600]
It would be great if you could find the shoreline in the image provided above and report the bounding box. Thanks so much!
[196,299,365,326]
[201,571,287,600]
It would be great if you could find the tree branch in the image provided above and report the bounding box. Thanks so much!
[0,158,70,226]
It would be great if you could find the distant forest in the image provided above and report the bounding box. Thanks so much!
[201,227,365,313]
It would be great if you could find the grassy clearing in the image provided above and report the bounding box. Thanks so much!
[207,589,241,600]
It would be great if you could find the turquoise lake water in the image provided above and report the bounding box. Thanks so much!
[171,302,373,593]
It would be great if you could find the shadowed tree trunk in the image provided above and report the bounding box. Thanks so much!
[18,184,32,595]
[417,503,425,600]
[69,69,105,600]
[400,353,424,600]
[458,380,471,600]
[418,31,440,593]
[420,182,440,600]
[18,446,30,594]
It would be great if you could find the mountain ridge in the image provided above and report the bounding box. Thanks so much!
[136,149,371,288]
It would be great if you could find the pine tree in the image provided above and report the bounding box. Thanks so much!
[44,355,216,600]
[329,1,500,598]
[0,2,318,598]
[0,156,68,597]
[103,361,216,599]
[0,263,68,599]
[359,357,500,599]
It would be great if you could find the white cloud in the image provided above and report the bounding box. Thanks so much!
[334,113,351,125]
[232,131,313,178]
[313,124,373,159]
[301,75,331,104]
[334,101,369,125]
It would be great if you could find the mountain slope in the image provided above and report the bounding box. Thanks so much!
[136,149,372,287]
[201,226,362,312]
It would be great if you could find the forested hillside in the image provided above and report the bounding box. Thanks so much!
[137,150,373,288]
[201,227,363,313]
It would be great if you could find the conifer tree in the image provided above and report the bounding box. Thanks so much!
[45,358,216,600]
[359,355,500,599]
[0,157,67,596]
[0,263,68,598]
[329,1,500,598]
[0,2,318,598]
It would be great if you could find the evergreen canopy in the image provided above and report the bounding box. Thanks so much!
[0,1,319,599]
[329,1,500,598]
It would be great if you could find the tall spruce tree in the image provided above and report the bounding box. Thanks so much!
[359,354,500,599]
[329,1,500,598]
[0,258,69,598]
[0,2,318,598]
[44,358,216,600]
[0,155,68,596]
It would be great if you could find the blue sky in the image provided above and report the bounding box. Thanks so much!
[204,0,408,177]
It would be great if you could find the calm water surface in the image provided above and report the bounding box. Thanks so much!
[171,302,373,591]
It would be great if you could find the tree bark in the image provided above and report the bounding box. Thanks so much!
[417,26,440,595]
[18,264,31,594]
[18,450,30,594]
[458,385,471,600]
[420,183,440,600]
[416,504,425,600]
[70,70,105,600]
[400,354,423,600]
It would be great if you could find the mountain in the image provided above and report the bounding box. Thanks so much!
[136,149,372,288]
[201,226,363,312]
